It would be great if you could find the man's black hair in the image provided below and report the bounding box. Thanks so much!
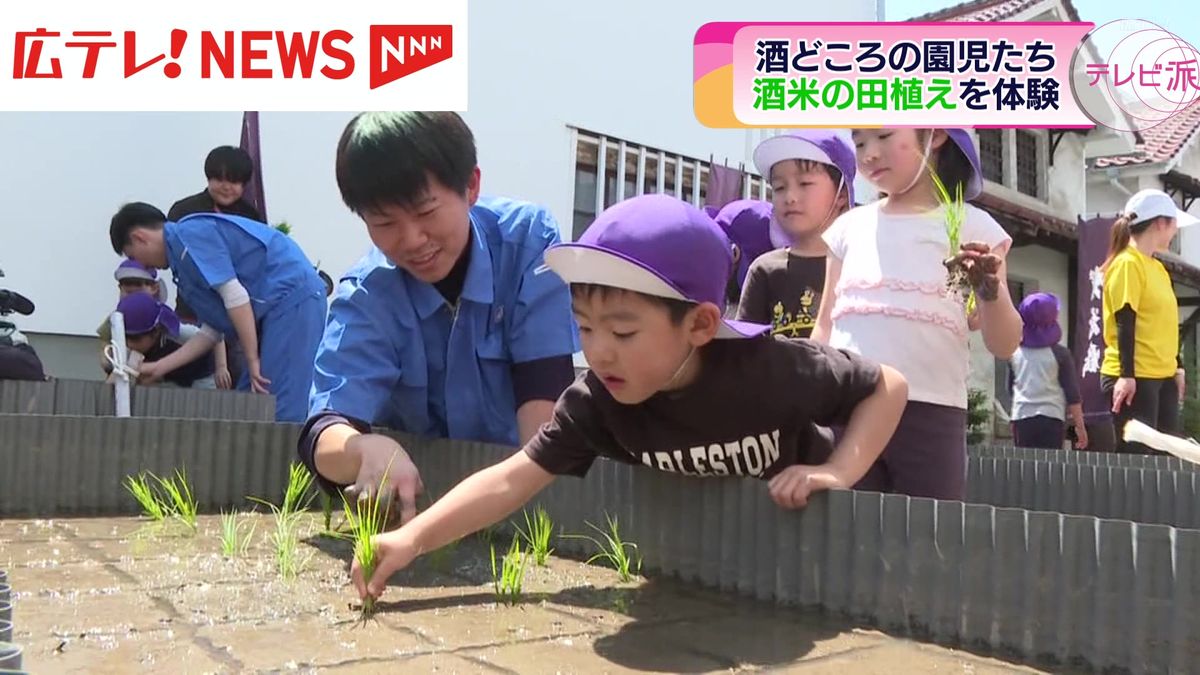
[204,146,255,184]
[335,112,478,215]
[570,284,695,325]
[109,202,167,254]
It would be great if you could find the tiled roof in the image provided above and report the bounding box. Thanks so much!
[1092,103,1200,169]
[909,0,1080,23]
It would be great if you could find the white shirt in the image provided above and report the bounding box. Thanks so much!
[823,202,1010,409]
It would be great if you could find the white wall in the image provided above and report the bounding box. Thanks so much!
[2,0,878,340]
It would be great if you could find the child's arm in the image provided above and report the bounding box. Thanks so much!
[353,450,556,600]
[213,340,232,389]
[138,330,220,382]
[809,256,842,344]
[769,363,907,509]
[966,242,1022,359]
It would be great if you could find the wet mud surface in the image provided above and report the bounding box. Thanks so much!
[2,514,1051,673]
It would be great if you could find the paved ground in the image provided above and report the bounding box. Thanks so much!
[1,515,1051,673]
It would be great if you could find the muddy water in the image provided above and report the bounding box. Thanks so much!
[1,514,1050,674]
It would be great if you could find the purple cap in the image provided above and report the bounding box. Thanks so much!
[114,258,158,282]
[944,129,984,201]
[753,130,857,206]
[1018,292,1062,348]
[545,194,770,339]
[714,200,774,289]
[117,291,180,338]
[114,258,168,303]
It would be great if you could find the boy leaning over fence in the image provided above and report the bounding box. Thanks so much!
[346,193,908,603]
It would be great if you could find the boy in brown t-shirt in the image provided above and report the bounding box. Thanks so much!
[736,130,856,338]
[347,194,908,603]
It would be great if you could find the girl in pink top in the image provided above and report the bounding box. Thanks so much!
[812,129,1023,500]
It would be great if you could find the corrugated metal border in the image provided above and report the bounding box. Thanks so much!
[970,443,1198,472]
[967,456,1200,529]
[401,438,1200,673]
[0,415,298,516]
[2,417,1199,671]
[0,379,274,421]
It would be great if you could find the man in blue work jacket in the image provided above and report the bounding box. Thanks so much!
[299,112,579,524]
[109,204,327,422]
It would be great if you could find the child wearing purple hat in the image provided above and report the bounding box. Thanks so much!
[713,199,775,315]
[736,130,856,338]
[115,292,217,389]
[813,129,1024,501]
[345,194,908,603]
[1008,293,1087,450]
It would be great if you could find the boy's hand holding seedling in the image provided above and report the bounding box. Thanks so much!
[352,451,554,603]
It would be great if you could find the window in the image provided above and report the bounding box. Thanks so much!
[571,129,769,241]
[1016,131,1041,198]
[977,129,1004,184]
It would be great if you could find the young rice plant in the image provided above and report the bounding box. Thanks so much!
[516,505,555,566]
[566,513,642,583]
[490,535,530,606]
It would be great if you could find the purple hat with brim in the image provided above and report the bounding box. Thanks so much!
[713,199,774,289]
[545,194,771,339]
[117,291,180,338]
[943,129,984,201]
[114,259,168,303]
[1018,292,1062,348]
[753,129,857,206]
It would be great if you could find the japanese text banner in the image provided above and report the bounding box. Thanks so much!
[0,0,467,111]
[695,22,1093,128]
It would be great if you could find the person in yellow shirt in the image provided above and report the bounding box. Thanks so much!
[1101,189,1199,453]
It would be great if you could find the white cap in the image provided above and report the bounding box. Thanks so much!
[1123,189,1200,228]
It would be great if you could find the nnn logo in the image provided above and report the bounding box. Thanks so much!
[369,25,453,89]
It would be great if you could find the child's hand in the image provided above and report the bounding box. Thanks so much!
[137,361,164,384]
[214,366,233,390]
[1073,420,1089,450]
[946,242,1002,301]
[351,529,419,603]
[767,465,846,509]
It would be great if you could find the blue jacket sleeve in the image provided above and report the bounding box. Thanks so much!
[174,217,238,288]
[309,275,404,423]
[507,213,580,364]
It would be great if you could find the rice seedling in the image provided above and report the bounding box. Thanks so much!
[925,151,976,315]
[249,463,320,580]
[515,505,555,566]
[322,492,334,532]
[269,510,310,580]
[490,535,530,606]
[219,510,256,558]
[156,468,199,533]
[124,472,168,521]
[477,523,502,546]
[341,486,392,620]
[281,462,317,518]
[565,513,642,583]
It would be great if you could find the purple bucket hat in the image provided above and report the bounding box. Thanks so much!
[713,199,774,289]
[114,258,168,303]
[1018,292,1062,348]
[545,194,771,339]
[753,129,857,207]
[943,129,984,201]
[117,291,181,338]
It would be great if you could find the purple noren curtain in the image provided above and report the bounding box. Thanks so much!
[1074,215,1115,424]
[239,112,268,222]
[704,161,744,211]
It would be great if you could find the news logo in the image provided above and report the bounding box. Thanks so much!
[0,0,467,111]
[370,25,453,90]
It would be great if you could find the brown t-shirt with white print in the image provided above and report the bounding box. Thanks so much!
[524,336,881,479]
[736,250,827,339]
